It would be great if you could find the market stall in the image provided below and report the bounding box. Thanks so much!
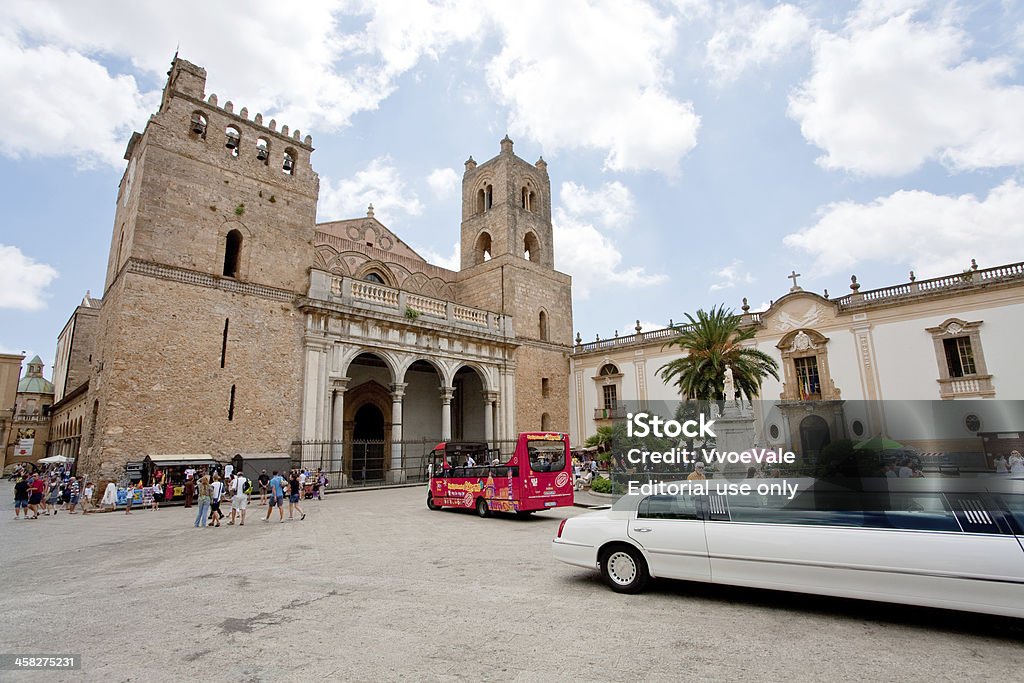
[141,454,221,502]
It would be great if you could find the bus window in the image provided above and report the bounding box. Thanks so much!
[528,441,566,473]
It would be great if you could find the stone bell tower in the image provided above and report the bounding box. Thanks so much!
[456,136,572,437]
[80,55,319,478]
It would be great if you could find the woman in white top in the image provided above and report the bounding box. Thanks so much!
[994,454,1010,474]
[1009,450,1024,475]
[100,481,118,510]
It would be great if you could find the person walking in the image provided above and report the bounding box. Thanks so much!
[228,471,249,526]
[45,477,61,515]
[67,477,81,513]
[27,473,45,519]
[193,475,212,528]
[80,481,96,514]
[13,475,29,519]
[263,470,286,523]
[100,481,118,512]
[288,470,306,521]
[208,473,224,527]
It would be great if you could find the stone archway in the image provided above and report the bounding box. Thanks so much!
[344,379,393,482]
[799,414,831,461]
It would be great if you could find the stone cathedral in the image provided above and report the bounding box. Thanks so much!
[51,57,573,482]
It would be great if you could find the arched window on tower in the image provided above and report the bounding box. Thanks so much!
[521,187,536,211]
[225,126,240,157]
[256,137,270,163]
[223,229,242,278]
[477,188,486,214]
[282,148,296,175]
[474,232,492,265]
[539,310,549,341]
[524,231,540,263]
[485,184,493,210]
[190,111,208,138]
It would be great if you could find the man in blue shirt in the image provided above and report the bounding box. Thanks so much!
[263,470,287,523]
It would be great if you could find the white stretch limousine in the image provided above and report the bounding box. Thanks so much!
[553,478,1024,618]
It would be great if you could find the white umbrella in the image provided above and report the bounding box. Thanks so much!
[37,455,75,464]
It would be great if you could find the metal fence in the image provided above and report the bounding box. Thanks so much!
[290,438,521,491]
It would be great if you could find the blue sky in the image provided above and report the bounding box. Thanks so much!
[1,0,1023,374]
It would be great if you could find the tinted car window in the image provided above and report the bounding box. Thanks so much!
[638,495,699,520]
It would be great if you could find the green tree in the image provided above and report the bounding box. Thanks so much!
[658,304,780,402]
[584,425,617,452]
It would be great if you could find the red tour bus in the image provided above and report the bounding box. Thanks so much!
[426,432,574,517]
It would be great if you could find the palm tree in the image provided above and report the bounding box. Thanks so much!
[658,304,779,403]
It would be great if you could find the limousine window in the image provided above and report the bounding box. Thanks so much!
[724,491,960,532]
[638,495,699,520]
[999,494,1024,533]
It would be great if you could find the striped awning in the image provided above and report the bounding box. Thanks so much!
[916,452,945,458]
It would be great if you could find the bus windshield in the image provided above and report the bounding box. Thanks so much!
[527,440,566,473]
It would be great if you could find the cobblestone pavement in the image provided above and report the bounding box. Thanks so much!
[1,482,1022,682]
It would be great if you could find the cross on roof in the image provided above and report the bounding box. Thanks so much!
[788,270,801,291]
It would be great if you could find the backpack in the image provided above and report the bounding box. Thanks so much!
[242,478,253,495]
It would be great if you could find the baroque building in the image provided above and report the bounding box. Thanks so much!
[571,264,1024,469]
[60,57,572,482]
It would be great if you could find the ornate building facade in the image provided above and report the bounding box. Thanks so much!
[571,264,1024,467]
[59,57,572,481]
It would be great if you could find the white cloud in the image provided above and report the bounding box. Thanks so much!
[426,168,460,200]
[417,241,461,271]
[784,179,1024,278]
[706,3,811,84]
[0,37,156,166]
[0,245,59,310]
[789,8,1024,175]
[558,181,635,229]
[0,1,482,167]
[318,157,424,225]
[708,258,755,292]
[485,0,700,173]
[553,180,667,299]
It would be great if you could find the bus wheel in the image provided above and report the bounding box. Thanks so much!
[426,494,439,511]
[599,544,649,594]
[476,497,490,518]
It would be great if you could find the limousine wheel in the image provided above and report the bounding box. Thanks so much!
[426,494,438,511]
[476,497,490,518]
[600,545,648,594]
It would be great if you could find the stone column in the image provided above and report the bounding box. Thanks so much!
[301,340,330,441]
[390,383,407,483]
[330,377,349,480]
[484,390,498,447]
[440,386,455,441]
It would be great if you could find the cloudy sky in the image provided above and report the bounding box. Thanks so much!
[1,0,1023,374]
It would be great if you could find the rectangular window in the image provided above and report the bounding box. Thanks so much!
[602,384,617,410]
[943,336,976,377]
[541,377,550,398]
[793,356,821,399]
[228,384,236,421]
[638,495,699,520]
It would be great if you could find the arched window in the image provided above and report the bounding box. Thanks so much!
[223,229,242,278]
[364,272,385,284]
[225,126,240,156]
[477,189,486,214]
[282,148,296,175]
[524,231,540,262]
[521,187,537,211]
[485,184,493,210]
[190,111,208,138]
[256,137,270,163]
[474,232,492,265]
[599,363,619,376]
[539,310,548,341]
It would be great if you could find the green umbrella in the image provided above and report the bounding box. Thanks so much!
[854,435,906,451]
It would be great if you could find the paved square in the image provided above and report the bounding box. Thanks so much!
[1,483,1022,681]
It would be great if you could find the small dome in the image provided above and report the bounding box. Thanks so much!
[18,355,54,394]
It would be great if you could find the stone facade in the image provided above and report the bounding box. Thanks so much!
[0,354,25,469]
[65,57,574,482]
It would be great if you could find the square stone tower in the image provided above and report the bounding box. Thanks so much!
[456,137,573,435]
[81,56,319,477]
